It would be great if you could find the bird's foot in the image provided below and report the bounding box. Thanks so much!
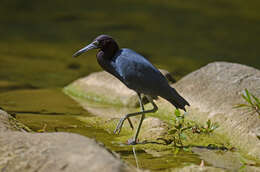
[127,138,138,145]
[114,118,125,134]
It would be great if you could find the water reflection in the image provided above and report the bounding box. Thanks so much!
[132,146,140,169]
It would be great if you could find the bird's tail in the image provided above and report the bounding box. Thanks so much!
[166,87,190,112]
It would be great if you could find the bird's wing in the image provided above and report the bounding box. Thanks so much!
[112,48,169,95]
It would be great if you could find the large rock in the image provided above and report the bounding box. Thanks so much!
[164,62,260,159]
[0,110,134,172]
[0,109,15,131]
[64,69,174,107]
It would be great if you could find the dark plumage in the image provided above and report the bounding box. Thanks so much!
[73,34,190,144]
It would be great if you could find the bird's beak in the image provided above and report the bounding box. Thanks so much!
[73,41,99,57]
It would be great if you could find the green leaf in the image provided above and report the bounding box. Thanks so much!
[252,94,260,109]
[201,128,206,132]
[252,94,260,103]
[173,147,180,155]
[242,94,250,104]
[174,109,181,117]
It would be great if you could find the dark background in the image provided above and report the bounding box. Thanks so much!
[1,0,260,88]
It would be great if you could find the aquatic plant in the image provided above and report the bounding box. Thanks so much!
[189,119,219,134]
[234,89,260,117]
[169,109,219,147]
[169,109,191,146]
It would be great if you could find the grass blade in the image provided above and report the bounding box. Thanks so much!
[243,89,253,105]
[252,94,260,109]
[233,104,251,108]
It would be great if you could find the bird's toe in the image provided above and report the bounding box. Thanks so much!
[114,118,124,134]
[127,138,138,145]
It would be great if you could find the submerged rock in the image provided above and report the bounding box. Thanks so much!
[64,69,174,107]
[160,62,260,159]
[0,110,135,172]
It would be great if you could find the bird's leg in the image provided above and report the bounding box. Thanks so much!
[129,95,158,145]
[127,118,134,130]
[128,93,145,144]
[114,95,158,138]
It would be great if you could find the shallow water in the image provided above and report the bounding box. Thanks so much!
[1,88,259,171]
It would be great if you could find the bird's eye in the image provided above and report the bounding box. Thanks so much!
[93,41,99,46]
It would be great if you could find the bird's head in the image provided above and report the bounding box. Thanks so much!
[73,35,119,57]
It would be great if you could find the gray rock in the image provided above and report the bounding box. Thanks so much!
[0,110,32,132]
[159,69,176,83]
[0,110,135,172]
[253,127,260,140]
[0,110,14,132]
[162,62,260,159]
[64,69,174,107]
[140,117,169,141]
[172,165,260,172]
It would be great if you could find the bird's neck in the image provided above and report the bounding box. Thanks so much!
[96,41,119,72]
[99,41,119,59]
[96,51,114,74]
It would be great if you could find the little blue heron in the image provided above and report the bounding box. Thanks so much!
[73,35,190,145]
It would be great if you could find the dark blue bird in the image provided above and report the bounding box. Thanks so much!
[73,35,190,144]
